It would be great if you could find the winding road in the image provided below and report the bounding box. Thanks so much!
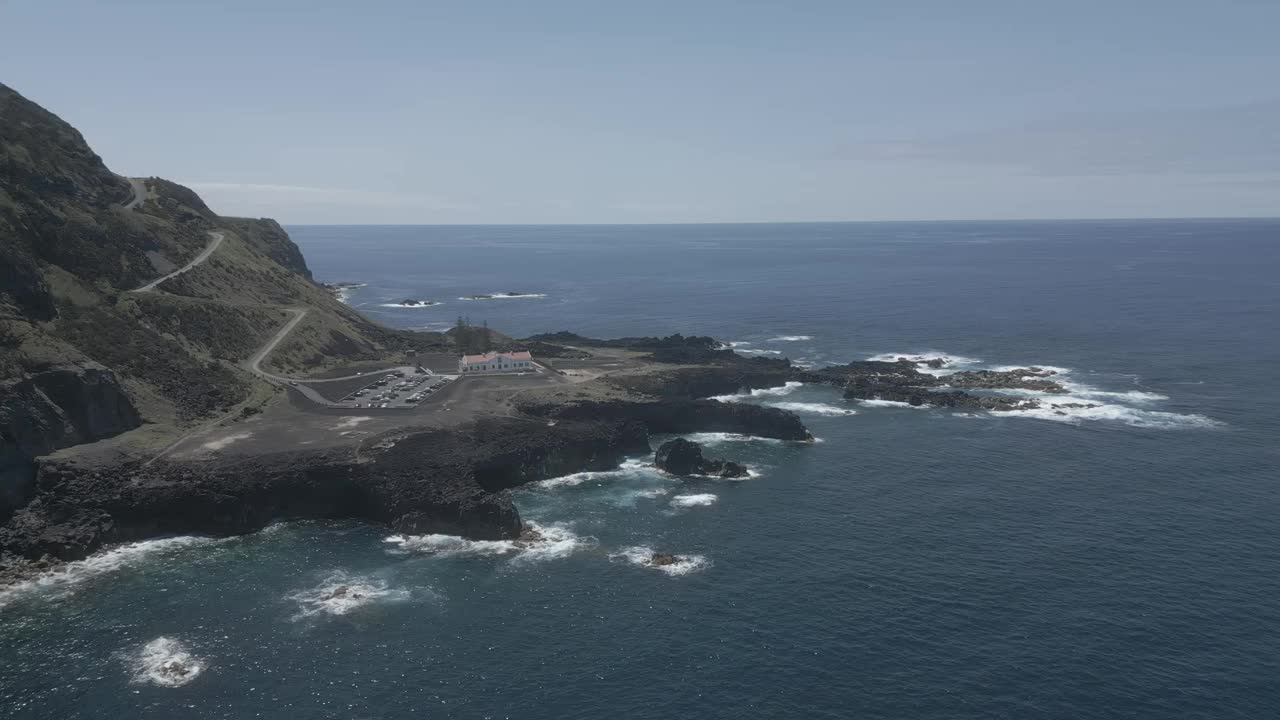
[117,177,225,293]
[132,231,225,292]
[244,308,346,406]
[121,177,149,210]
[247,308,308,379]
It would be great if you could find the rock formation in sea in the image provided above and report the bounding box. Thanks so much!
[654,438,749,478]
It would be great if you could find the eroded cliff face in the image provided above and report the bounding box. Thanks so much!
[0,416,651,562]
[0,363,140,520]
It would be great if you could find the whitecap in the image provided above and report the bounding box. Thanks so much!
[710,381,802,402]
[457,293,547,301]
[735,348,783,355]
[866,351,983,366]
[680,432,785,445]
[632,488,672,499]
[987,364,1073,376]
[610,546,710,576]
[328,283,366,304]
[533,458,656,488]
[670,493,718,508]
[767,335,814,342]
[1060,385,1168,404]
[992,403,1224,430]
[384,521,588,564]
[857,399,929,409]
[378,300,443,309]
[0,537,215,610]
[288,571,410,619]
[764,401,857,416]
[129,637,204,687]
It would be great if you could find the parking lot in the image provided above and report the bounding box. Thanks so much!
[331,370,459,409]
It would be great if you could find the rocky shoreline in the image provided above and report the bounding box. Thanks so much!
[0,337,1098,587]
[0,361,812,582]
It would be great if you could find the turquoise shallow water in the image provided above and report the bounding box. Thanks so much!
[2,220,1278,719]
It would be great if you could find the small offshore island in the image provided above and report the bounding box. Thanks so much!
[462,292,544,300]
[0,81,1092,584]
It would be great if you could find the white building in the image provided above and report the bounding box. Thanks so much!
[459,350,534,374]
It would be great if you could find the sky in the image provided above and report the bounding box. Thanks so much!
[3,0,1279,224]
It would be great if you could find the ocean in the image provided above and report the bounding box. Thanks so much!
[2,220,1278,719]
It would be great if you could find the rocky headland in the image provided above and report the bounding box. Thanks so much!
[0,356,812,575]
[0,80,1099,587]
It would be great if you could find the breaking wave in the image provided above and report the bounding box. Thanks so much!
[710,381,802,402]
[458,293,547,301]
[610,546,710,576]
[670,493,718,508]
[764,401,857,416]
[288,570,411,620]
[857,399,929,410]
[768,335,813,342]
[384,521,588,564]
[129,637,204,687]
[328,283,365,304]
[533,458,654,489]
[681,432,786,445]
[736,348,784,355]
[862,349,1219,430]
[866,351,983,367]
[993,402,1224,429]
[0,536,215,610]
[1059,386,1169,404]
[378,300,442,309]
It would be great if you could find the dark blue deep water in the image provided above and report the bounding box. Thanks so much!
[3,220,1279,719]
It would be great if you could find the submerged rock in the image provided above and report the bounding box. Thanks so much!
[654,438,749,478]
[513,525,544,548]
[158,659,191,679]
[325,585,363,601]
[649,552,680,566]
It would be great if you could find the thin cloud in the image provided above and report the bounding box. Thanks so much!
[851,101,1280,177]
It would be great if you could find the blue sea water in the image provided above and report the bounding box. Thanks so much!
[2,220,1279,719]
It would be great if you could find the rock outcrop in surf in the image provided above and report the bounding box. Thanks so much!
[654,438,749,478]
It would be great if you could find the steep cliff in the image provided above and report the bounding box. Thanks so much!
[0,363,140,520]
[0,416,652,562]
[0,81,452,520]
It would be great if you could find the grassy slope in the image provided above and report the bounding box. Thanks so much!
[0,82,451,448]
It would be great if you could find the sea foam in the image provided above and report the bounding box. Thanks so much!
[670,493,718,508]
[857,399,929,409]
[681,432,786,445]
[764,401,857,416]
[710,381,803,402]
[377,300,442,309]
[866,351,983,366]
[288,570,411,620]
[533,458,655,489]
[861,350,1220,429]
[458,293,547,300]
[767,335,814,342]
[129,637,204,687]
[610,546,710,576]
[993,402,1224,430]
[0,536,215,610]
[384,521,588,564]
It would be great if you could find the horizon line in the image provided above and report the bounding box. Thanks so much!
[276,215,1280,228]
